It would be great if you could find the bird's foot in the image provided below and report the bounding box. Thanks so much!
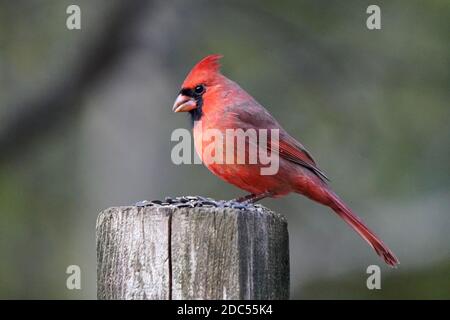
[232,193,256,203]
[231,191,273,205]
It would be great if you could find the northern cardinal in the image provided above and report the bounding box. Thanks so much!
[172,54,399,267]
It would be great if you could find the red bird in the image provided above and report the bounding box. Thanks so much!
[173,54,399,267]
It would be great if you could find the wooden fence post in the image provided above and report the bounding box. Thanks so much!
[96,197,289,300]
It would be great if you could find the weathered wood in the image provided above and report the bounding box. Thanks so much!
[96,202,289,300]
[96,206,171,299]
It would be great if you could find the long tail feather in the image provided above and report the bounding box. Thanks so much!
[327,191,399,267]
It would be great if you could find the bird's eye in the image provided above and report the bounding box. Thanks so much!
[194,84,205,95]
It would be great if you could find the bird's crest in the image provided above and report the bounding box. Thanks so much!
[182,54,223,88]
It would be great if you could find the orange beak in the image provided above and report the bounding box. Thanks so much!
[172,94,197,113]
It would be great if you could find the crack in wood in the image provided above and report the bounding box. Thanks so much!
[168,210,173,300]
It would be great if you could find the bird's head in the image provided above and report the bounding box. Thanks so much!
[172,54,223,119]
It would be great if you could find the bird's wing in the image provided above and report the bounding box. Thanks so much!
[227,103,329,182]
[274,134,329,182]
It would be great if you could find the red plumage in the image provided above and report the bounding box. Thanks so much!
[173,55,399,267]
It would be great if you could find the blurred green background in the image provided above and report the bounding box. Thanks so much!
[0,0,449,299]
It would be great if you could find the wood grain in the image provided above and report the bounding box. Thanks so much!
[96,204,289,300]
